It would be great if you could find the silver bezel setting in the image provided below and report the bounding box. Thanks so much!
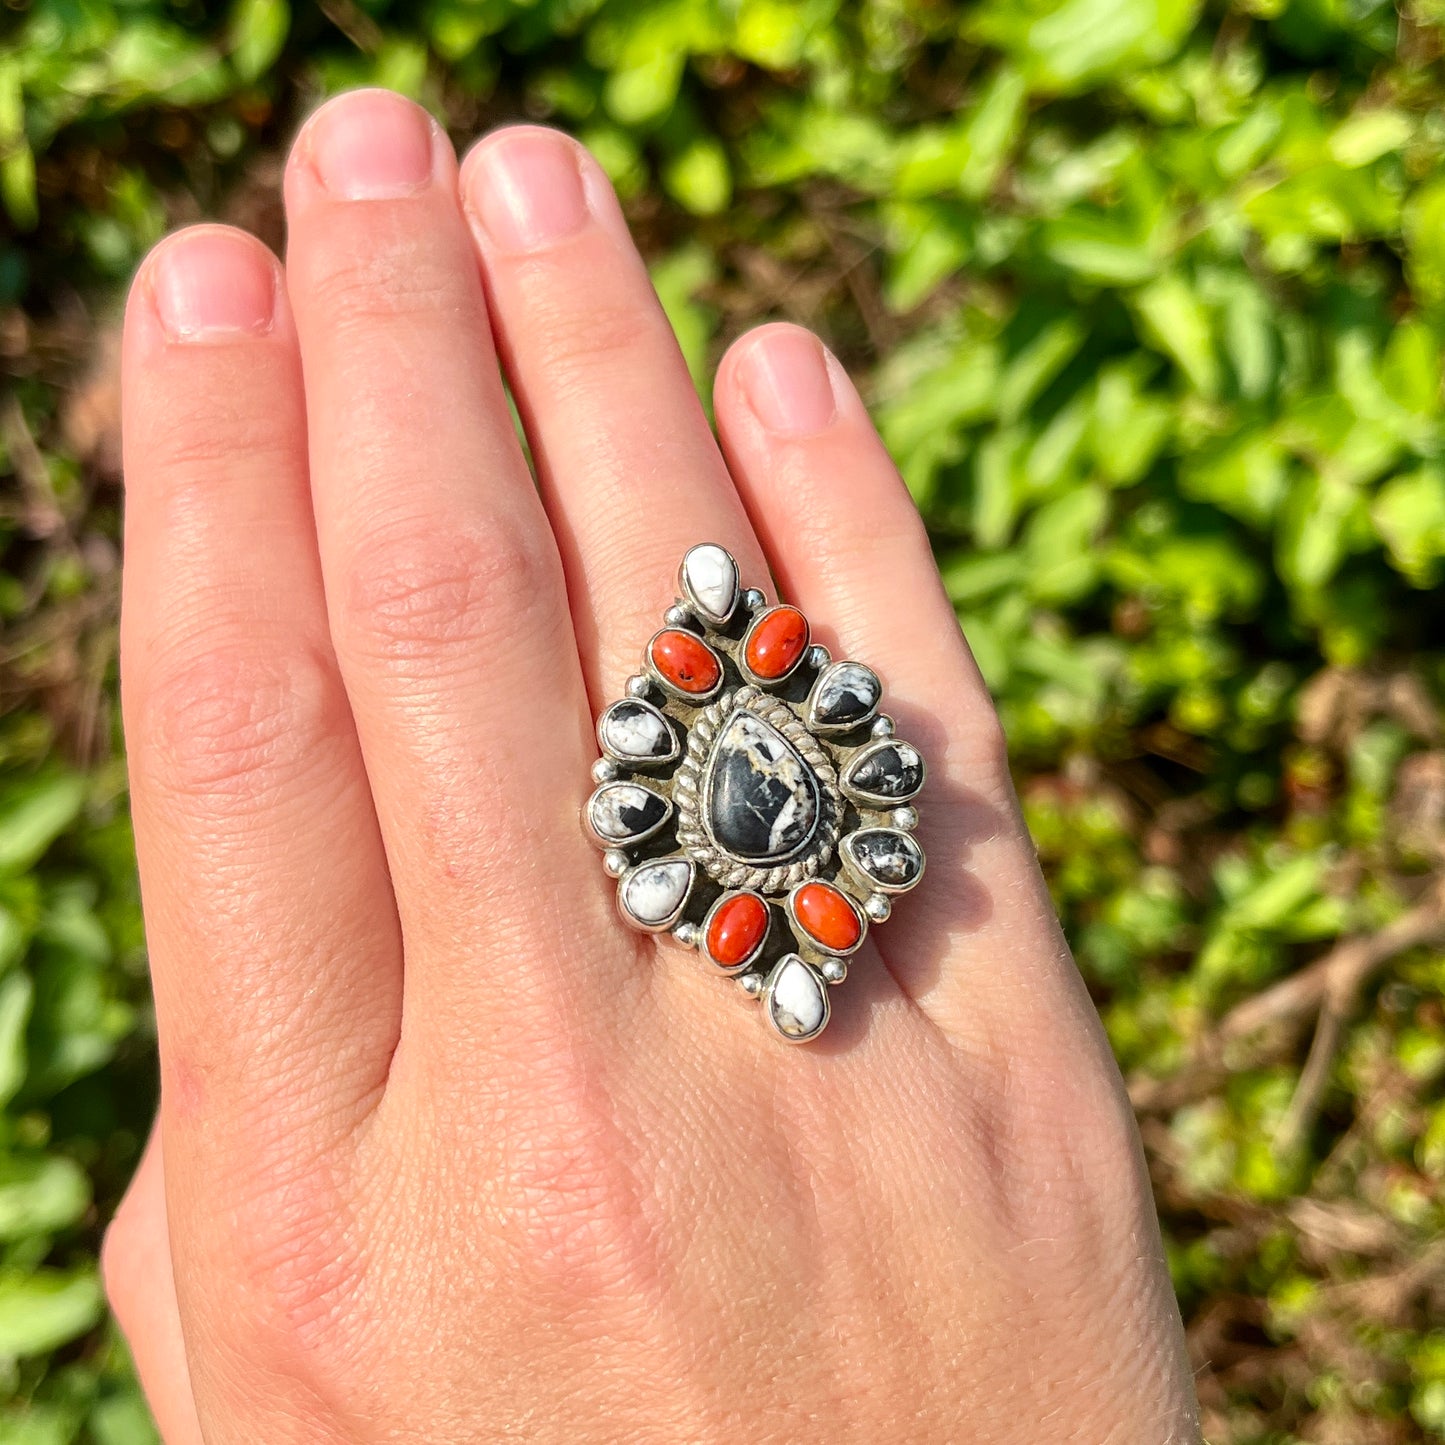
[738,604,811,688]
[616,857,696,934]
[839,737,927,808]
[673,685,842,894]
[839,826,926,896]
[585,545,928,1044]
[585,781,675,849]
[763,954,831,1044]
[784,880,868,958]
[644,627,726,704]
[678,543,741,626]
[805,660,882,735]
[597,697,680,768]
[699,889,770,975]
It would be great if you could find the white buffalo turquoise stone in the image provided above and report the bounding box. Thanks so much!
[598,698,677,765]
[704,709,820,862]
[765,955,830,1041]
[587,782,671,845]
[842,827,925,892]
[679,543,740,624]
[841,739,925,804]
[807,661,881,731]
[619,858,694,929]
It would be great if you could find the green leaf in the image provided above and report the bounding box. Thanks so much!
[1374,466,1445,586]
[973,0,1202,93]
[1328,107,1411,167]
[1025,485,1108,602]
[662,135,731,216]
[0,59,36,231]
[1404,177,1445,305]
[1042,210,1162,285]
[90,1393,163,1445]
[227,0,289,83]
[1277,472,1365,595]
[651,244,718,389]
[0,1270,103,1357]
[0,1154,91,1241]
[0,1407,74,1445]
[0,970,32,1107]
[1132,272,1219,396]
[604,52,685,125]
[0,775,85,877]
[997,316,1085,421]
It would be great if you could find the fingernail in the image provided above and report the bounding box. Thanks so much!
[152,230,276,341]
[306,90,436,199]
[469,129,589,251]
[741,330,839,438]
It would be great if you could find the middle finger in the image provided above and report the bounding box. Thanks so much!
[458,125,772,706]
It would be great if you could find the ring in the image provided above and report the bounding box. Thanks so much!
[586,545,927,1044]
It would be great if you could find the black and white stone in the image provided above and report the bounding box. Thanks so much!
[587,782,672,847]
[764,955,830,1042]
[841,739,925,805]
[679,543,740,625]
[618,858,695,931]
[807,661,881,733]
[841,827,925,894]
[703,710,820,863]
[597,698,678,766]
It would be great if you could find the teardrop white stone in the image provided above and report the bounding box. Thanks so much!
[598,698,677,765]
[765,955,830,1041]
[680,544,740,624]
[618,859,694,931]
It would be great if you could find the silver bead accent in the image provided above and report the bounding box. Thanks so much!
[871,714,895,738]
[737,971,765,999]
[806,643,831,670]
[592,758,618,784]
[864,893,892,922]
[742,587,767,613]
[673,921,700,948]
[820,957,848,984]
[603,849,629,878]
[664,604,691,628]
[891,805,919,831]
[626,674,653,699]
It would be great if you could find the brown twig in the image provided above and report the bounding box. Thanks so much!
[1,392,63,537]
[1130,879,1445,1115]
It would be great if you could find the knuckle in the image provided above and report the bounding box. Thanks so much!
[101,1193,157,1335]
[978,1039,1150,1253]
[525,287,651,388]
[227,1158,366,1353]
[138,372,296,487]
[444,1052,656,1304]
[305,237,468,337]
[131,638,347,805]
[342,514,556,663]
[499,1141,655,1307]
[962,704,1012,786]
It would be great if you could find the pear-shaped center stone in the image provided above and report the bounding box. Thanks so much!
[704,710,820,863]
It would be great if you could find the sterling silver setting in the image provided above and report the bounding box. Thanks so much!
[585,544,927,1044]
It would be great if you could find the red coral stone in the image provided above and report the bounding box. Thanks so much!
[707,893,769,968]
[650,629,721,694]
[794,883,861,952]
[745,606,809,680]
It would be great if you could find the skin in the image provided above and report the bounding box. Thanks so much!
[104,89,1201,1444]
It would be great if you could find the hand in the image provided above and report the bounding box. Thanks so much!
[104,88,1199,1444]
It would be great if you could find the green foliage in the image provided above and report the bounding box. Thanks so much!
[4,0,1445,1438]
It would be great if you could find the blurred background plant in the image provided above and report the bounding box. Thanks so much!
[3,0,1445,1439]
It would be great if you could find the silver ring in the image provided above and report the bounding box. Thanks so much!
[586,544,926,1044]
